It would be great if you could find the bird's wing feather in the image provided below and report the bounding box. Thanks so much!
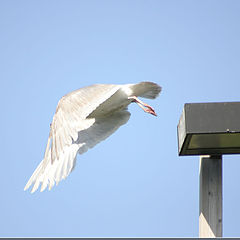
[24,109,130,193]
[50,84,120,163]
[24,84,126,193]
[75,109,131,154]
[24,143,80,193]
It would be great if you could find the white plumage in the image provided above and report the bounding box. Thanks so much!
[24,82,162,193]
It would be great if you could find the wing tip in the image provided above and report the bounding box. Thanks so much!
[24,181,32,192]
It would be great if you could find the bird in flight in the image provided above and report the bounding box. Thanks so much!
[24,82,162,193]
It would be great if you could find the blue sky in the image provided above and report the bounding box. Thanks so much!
[1,0,240,237]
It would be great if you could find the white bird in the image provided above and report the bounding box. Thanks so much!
[24,82,162,193]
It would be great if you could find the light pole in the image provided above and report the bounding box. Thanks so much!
[177,102,240,238]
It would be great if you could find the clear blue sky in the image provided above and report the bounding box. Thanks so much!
[1,0,240,237]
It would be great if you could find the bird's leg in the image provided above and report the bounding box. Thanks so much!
[128,96,157,116]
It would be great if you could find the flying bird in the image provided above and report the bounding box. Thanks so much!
[24,82,162,193]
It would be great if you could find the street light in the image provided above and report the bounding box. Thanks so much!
[177,102,240,238]
[178,102,240,156]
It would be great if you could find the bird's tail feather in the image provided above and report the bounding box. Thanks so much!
[132,82,162,99]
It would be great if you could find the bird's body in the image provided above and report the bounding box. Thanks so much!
[24,82,162,193]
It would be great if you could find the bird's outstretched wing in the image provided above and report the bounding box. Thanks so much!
[24,84,123,193]
[24,109,130,193]
[50,84,121,163]
[75,109,131,154]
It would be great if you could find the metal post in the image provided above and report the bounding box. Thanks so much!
[199,155,222,238]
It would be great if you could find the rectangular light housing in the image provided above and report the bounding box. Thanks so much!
[177,102,240,156]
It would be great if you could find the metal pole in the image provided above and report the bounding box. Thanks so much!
[199,155,222,238]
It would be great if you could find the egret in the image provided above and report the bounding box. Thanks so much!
[24,82,162,193]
